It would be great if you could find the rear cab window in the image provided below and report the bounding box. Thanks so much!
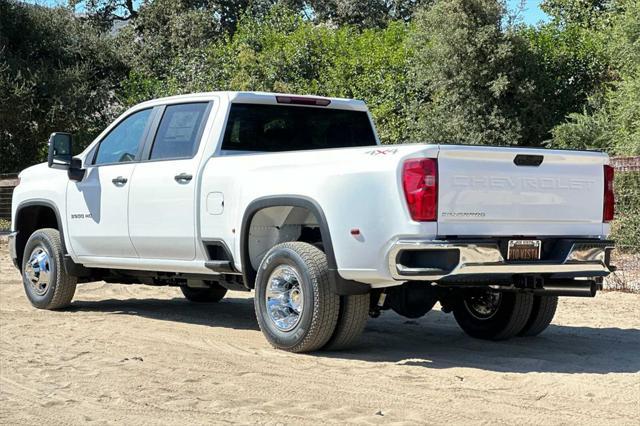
[221,104,377,152]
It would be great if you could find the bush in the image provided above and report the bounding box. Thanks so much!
[408,0,517,146]
[611,171,640,252]
[546,0,640,156]
[0,2,127,173]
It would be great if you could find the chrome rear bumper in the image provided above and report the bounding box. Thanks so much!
[389,239,614,281]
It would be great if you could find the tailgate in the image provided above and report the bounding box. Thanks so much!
[437,145,607,237]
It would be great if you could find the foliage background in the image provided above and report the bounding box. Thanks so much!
[612,171,640,251]
[0,0,638,249]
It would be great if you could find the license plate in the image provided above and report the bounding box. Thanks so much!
[507,240,541,260]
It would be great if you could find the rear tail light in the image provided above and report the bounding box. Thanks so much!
[603,165,615,222]
[402,158,438,221]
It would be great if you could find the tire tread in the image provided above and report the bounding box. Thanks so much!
[494,292,534,340]
[519,295,558,337]
[453,292,534,341]
[255,242,339,353]
[325,294,369,350]
[24,228,77,310]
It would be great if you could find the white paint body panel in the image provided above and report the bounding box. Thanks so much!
[128,159,197,260]
[199,144,440,285]
[437,145,608,237]
[11,91,611,288]
[11,164,77,258]
[66,164,137,257]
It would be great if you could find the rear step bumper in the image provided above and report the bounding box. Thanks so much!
[388,239,614,282]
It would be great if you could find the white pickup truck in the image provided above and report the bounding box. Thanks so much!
[9,91,615,352]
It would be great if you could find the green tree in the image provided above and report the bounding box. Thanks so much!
[114,0,224,79]
[0,1,127,173]
[519,21,610,143]
[73,0,308,34]
[541,0,614,28]
[406,0,536,146]
[119,5,412,143]
[69,0,139,30]
[308,0,429,27]
[548,0,639,155]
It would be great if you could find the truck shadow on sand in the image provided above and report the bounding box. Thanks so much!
[70,296,640,375]
[70,296,261,332]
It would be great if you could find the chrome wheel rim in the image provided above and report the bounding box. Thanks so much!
[463,291,502,320]
[265,265,304,331]
[24,246,52,296]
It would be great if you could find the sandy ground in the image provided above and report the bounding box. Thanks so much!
[1,243,639,425]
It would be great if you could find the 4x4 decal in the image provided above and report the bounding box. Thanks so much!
[365,148,398,156]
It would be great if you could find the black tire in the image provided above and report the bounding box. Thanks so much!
[21,228,77,310]
[452,290,534,340]
[254,242,339,353]
[324,294,369,351]
[180,284,227,303]
[518,295,558,337]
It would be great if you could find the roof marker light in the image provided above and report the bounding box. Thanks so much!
[276,96,331,106]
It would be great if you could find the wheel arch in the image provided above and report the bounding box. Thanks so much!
[14,200,65,268]
[240,195,336,287]
[240,195,369,295]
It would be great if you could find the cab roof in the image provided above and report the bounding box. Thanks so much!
[134,91,369,112]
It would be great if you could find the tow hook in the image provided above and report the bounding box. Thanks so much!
[514,275,545,290]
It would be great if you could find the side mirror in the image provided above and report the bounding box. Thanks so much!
[47,132,73,169]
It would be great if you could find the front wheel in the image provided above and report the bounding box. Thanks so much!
[254,242,339,353]
[22,228,77,310]
[452,290,534,340]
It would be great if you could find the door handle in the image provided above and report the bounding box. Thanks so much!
[174,173,193,183]
[112,176,128,186]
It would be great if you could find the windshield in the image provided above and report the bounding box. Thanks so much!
[221,103,377,152]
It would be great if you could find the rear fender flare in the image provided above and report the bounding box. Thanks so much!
[239,195,368,295]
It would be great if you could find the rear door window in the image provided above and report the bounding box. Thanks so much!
[149,103,208,160]
[221,104,376,152]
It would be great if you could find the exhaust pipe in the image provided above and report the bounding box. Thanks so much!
[533,280,598,297]
[511,276,599,297]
